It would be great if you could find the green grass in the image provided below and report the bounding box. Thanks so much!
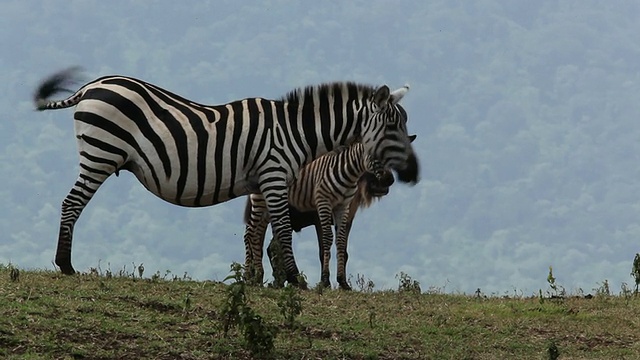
[2,264,640,359]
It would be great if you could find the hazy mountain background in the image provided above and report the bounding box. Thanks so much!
[2,0,640,295]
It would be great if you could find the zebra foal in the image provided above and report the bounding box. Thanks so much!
[244,136,415,289]
[33,67,419,287]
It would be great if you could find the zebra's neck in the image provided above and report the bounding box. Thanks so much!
[279,81,376,169]
[292,103,367,170]
[337,143,370,181]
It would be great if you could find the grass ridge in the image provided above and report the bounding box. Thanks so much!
[1,265,639,359]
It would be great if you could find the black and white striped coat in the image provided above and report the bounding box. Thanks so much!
[33,67,419,286]
[243,137,413,289]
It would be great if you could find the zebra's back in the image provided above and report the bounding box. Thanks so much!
[73,75,277,206]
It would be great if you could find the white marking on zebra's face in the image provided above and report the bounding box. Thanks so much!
[360,85,419,185]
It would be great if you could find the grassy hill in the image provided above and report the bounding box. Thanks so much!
[1,263,639,359]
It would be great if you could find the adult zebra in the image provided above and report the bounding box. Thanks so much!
[244,137,414,289]
[33,67,419,287]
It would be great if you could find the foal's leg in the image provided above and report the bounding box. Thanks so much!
[334,205,353,290]
[316,200,334,288]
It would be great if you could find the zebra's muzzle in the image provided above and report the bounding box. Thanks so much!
[361,171,393,197]
[395,153,419,184]
[368,186,390,197]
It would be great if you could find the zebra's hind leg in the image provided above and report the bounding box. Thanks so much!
[56,170,111,274]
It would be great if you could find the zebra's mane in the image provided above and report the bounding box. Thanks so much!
[280,82,377,104]
[354,176,382,210]
[317,138,363,157]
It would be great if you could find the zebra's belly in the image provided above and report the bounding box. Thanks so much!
[129,168,252,207]
[288,192,355,213]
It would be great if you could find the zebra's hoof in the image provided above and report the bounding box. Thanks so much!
[61,268,76,275]
[288,274,309,290]
[56,261,76,275]
[338,282,352,291]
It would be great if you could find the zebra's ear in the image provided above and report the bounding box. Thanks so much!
[372,85,390,109]
[389,84,410,105]
[409,134,417,143]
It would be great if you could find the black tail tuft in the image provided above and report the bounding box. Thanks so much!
[33,66,84,110]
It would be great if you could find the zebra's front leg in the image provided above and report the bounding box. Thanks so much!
[316,201,334,289]
[266,236,287,288]
[57,171,110,274]
[334,206,352,290]
[261,184,307,289]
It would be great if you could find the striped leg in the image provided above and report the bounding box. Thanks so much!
[334,205,352,290]
[266,236,287,288]
[56,170,111,274]
[312,221,324,278]
[316,200,334,289]
[260,181,306,289]
[243,195,269,285]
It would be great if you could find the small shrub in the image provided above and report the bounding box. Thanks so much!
[182,293,192,315]
[354,273,376,293]
[396,272,421,294]
[9,264,20,282]
[103,262,113,279]
[546,266,565,299]
[242,312,277,356]
[547,340,560,360]
[277,284,303,328]
[115,264,133,278]
[593,279,610,297]
[368,308,377,329]
[547,266,557,294]
[475,288,485,299]
[621,282,632,297]
[162,269,172,280]
[313,282,325,295]
[631,253,640,294]
[221,263,248,335]
[220,262,277,357]
[137,263,145,278]
[425,284,446,295]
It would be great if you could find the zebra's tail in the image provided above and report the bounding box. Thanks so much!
[33,66,85,111]
[243,196,253,225]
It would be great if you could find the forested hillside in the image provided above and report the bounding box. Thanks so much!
[2,1,640,294]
